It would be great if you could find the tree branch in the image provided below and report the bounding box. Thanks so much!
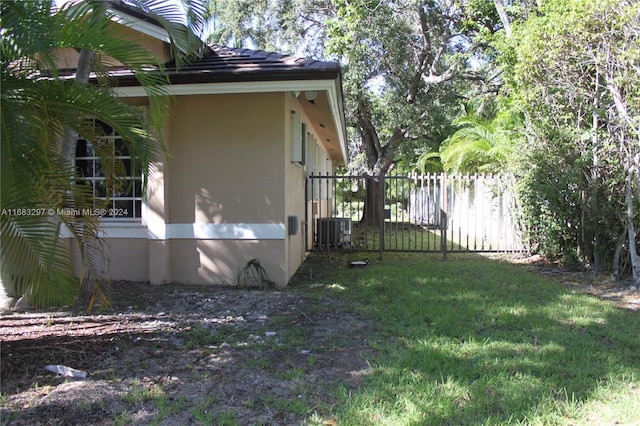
[493,0,512,37]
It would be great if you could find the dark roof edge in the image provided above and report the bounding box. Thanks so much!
[111,69,341,87]
[107,1,164,27]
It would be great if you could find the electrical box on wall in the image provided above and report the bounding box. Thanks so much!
[288,215,299,235]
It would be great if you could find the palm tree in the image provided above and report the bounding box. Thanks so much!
[417,102,522,174]
[0,0,207,309]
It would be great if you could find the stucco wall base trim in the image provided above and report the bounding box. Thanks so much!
[61,222,286,240]
[160,223,285,240]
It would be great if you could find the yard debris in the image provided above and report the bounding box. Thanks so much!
[349,259,370,268]
[44,365,87,378]
[295,308,315,324]
[13,296,34,312]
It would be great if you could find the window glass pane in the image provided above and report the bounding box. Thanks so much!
[76,139,89,157]
[94,180,107,197]
[133,179,142,197]
[94,160,104,178]
[121,159,131,177]
[113,182,125,198]
[115,199,134,218]
[114,138,129,157]
[75,159,93,177]
[122,180,134,197]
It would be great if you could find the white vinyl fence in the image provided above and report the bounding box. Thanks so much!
[407,174,525,252]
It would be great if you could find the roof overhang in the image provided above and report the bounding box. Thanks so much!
[108,8,172,44]
[115,79,349,165]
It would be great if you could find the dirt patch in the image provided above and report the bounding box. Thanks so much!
[489,253,640,312]
[1,282,374,425]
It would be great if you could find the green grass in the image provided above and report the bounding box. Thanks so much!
[300,253,640,425]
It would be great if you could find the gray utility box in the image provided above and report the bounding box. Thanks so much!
[316,218,352,248]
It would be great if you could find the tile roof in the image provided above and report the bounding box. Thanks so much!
[112,45,341,86]
[160,45,342,85]
[106,1,342,86]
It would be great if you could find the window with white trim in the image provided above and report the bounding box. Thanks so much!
[305,133,317,175]
[290,111,302,163]
[290,111,308,165]
[75,120,143,219]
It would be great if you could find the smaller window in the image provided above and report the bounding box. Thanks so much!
[290,111,303,164]
[300,123,307,166]
[305,133,316,175]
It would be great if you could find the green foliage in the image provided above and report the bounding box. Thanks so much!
[418,99,524,174]
[501,0,640,271]
[236,258,277,289]
[0,1,202,307]
[513,132,627,267]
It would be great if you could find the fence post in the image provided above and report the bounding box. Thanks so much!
[378,174,385,261]
[440,209,448,260]
[441,173,448,259]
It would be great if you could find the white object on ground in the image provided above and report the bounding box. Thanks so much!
[45,365,87,378]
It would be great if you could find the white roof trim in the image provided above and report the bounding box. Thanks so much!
[108,8,172,44]
[115,79,329,97]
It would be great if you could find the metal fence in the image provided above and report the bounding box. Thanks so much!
[306,173,527,256]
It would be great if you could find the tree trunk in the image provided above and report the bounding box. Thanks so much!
[60,48,94,168]
[612,226,627,279]
[588,77,602,273]
[361,176,384,225]
[493,0,512,37]
[625,171,640,287]
[356,100,398,225]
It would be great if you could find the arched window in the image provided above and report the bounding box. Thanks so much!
[75,120,143,219]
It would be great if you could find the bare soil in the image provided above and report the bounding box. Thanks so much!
[501,253,640,312]
[1,272,374,425]
[1,254,638,425]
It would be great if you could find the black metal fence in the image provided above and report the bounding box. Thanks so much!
[306,173,527,256]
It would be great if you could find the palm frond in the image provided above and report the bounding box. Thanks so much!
[124,0,210,65]
[1,0,208,308]
[438,109,516,174]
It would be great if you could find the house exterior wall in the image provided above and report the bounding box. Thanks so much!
[54,23,172,70]
[284,95,308,280]
[167,93,285,223]
[161,92,287,285]
[69,91,338,287]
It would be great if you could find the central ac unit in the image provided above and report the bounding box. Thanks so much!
[315,218,352,248]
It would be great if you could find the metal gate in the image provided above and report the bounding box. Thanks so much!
[306,173,527,255]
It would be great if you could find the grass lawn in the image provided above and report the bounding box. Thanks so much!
[298,253,640,425]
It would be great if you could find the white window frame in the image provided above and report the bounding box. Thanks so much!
[75,119,144,220]
[290,111,303,164]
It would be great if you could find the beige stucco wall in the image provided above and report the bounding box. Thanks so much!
[284,95,308,280]
[168,93,285,223]
[164,92,288,285]
[68,236,149,282]
[101,238,149,281]
[54,23,172,70]
[67,91,338,287]
[170,239,285,285]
